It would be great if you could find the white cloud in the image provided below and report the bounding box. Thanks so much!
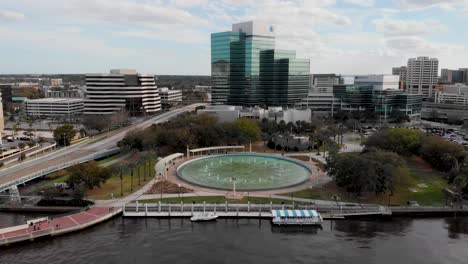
[374,18,445,37]
[343,0,375,7]
[393,0,467,10]
[0,10,25,21]
[68,0,208,26]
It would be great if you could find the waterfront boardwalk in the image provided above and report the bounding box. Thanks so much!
[0,207,121,246]
[123,202,468,218]
[122,202,392,219]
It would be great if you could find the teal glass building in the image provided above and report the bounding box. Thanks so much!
[333,84,423,119]
[211,21,310,107]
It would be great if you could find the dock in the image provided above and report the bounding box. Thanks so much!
[0,207,121,246]
[122,202,392,219]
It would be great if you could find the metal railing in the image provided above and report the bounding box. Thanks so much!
[0,148,120,193]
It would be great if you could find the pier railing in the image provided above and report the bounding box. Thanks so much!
[123,202,391,218]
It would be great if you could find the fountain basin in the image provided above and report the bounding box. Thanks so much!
[177,154,312,191]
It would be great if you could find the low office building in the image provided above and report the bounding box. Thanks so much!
[46,89,84,98]
[84,69,161,115]
[198,105,311,123]
[354,75,399,91]
[434,84,468,107]
[333,84,423,120]
[50,78,63,87]
[422,102,468,123]
[197,105,241,123]
[296,93,340,117]
[24,98,84,118]
[158,87,182,105]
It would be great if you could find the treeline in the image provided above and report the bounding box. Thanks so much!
[364,128,465,172]
[118,114,261,155]
[327,149,404,196]
[327,128,468,197]
[157,75,210,90]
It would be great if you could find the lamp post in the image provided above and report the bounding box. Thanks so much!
[178,184,181,202]
[232,177,237,196]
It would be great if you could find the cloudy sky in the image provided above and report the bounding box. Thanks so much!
[1,0,467,75]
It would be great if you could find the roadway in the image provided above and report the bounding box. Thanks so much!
[0,104,204,191]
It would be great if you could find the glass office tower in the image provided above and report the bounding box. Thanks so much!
[211,21,310,107]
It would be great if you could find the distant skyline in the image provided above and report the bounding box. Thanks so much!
[1,0,468,75]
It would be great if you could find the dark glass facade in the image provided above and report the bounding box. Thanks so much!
[333,85,423,118]
[211,31,310,107]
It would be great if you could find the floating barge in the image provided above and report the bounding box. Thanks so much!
[271,210,323,226]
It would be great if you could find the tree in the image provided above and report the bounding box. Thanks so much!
[18,142,26,150]
[126,160,137,192]
[53,124,77,146]
[390,111,410,123]
[420,135,465,172]
[364,128,422,156]
[326,150,405,196]
[66,161,111,190]
[234,118,261,143]
[83,115,112,133]
[113,163,127,197]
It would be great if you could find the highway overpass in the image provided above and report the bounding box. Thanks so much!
[0,104,204,193]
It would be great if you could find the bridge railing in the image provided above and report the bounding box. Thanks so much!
[0,148,120,193]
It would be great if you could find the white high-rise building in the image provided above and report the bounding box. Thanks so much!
[84,69,161,115]
[406,57,439,98]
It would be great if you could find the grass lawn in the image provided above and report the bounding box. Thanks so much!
[86,159,156,200]
[137,196,308,204]
[281,155,449,206]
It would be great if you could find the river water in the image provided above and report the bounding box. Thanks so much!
[1,213,468,264]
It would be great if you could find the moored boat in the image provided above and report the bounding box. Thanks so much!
[271,210,323,226]
[190,212,218,222]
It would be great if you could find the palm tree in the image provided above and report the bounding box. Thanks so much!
[141,156,147,182]
[128,160,136,192]
[113,164,127,197]
[136,159,142,186]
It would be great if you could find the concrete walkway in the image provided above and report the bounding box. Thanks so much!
[0,206,120,246]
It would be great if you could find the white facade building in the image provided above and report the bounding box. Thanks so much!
[198,105,311,123]
[158,87,182,104]
[50,78,63,86]
[406,57,439,98]
[84,69,161,115]
[198,105,241,123]
[296,93,340,117]
[354,75,400,91]
[435,84,468,105]
[310,74,339,93]
[24,98,84,118]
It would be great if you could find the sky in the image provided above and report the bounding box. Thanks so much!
[0,0,467,75]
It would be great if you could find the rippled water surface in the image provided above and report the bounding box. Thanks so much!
[1,214,468,264]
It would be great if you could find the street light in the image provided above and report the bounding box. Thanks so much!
[232,177,237,195]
